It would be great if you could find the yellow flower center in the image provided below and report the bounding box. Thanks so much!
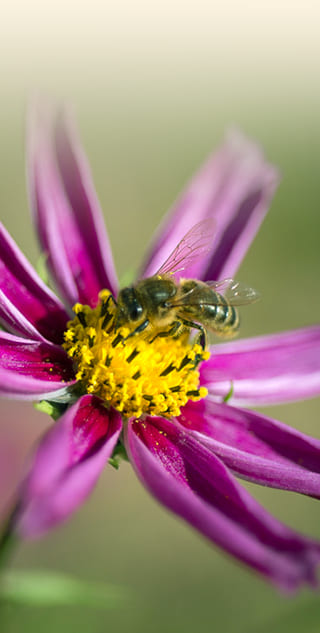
[63,290,209,418]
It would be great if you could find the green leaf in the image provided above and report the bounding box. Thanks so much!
[0,570,127,608]
[34,400,67,420]
[109,440,129,469]
[223,382,234,403]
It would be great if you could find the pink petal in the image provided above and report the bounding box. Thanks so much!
[126,416,320,591]
[141,131,279,281]
[0,331,75,400]
[16,395,122,537]
[201,326,320,406]
[0,223,69,344]
[27,100,118,309]
[180,399,320,498]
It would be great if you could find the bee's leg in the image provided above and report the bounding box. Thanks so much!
[123,319,150,341]
[180,319,207,349]
[149,320,182,343]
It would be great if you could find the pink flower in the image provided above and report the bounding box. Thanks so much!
[1,102,320,591]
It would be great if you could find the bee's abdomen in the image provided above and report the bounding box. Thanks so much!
[179,281,240,338]
[205,291,239,336]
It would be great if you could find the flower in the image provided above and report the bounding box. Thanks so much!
[1,101,320,591]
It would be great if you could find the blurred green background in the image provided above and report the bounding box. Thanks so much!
[1,1,320,631]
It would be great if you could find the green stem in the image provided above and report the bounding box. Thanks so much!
[0,505,19,572]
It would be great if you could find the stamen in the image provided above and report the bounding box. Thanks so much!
[102,312,113,329]
[100,295,112,317]
[179,355,191,371]
[126,349,139,363]
[112,333,124,348]
[77,312,87,327]
[160,363,176,377]
[63,289,209,419]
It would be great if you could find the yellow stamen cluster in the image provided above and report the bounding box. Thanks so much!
[63,290,209,419]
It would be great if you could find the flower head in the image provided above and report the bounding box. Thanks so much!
[1,101,320,591]
[63,290,209,418]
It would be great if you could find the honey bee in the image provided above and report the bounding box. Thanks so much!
[114,220,259,348]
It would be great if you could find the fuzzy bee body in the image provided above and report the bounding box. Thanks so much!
[113,220,259,348]
[115,276,243,347]
[178,279,240,338]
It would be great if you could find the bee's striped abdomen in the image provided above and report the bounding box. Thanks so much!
[202,291,240,337]
[178,280,240,340]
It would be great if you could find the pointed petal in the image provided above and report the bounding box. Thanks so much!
[0,331,75,399]
[27,101,118,308]
[180,399,320,498]
[141,131,279,280]
[16,395,122,537]
[0,223,69,344]
[126,416,320,591]
[201,326,320,406]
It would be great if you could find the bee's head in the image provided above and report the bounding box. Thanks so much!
[115,287,144,328]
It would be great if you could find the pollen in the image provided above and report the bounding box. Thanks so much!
[63,290,209,418]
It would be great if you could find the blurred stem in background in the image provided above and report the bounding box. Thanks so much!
[0,504,19,571]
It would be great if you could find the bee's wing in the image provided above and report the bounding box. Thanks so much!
[204,279,261,306]
[172,278,260,307]
[155,219,216,276]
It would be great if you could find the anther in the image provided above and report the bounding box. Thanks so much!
[77,312,87,327]
[179,355,191,371]
[160,363,176,377]
[112,333,124,348]
[100,295,113,317]
[193,353,204,367]
[126,349,140,363]
[102,312,113,329]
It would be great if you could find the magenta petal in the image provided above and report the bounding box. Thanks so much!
[16,395,122,537]
[141,131,279,281]
[0,223,69,344]
[180,399,320,498]
[126,416,320,590]
[27,101,118,309]
[0,331,75,399]
[201,326,320,406]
